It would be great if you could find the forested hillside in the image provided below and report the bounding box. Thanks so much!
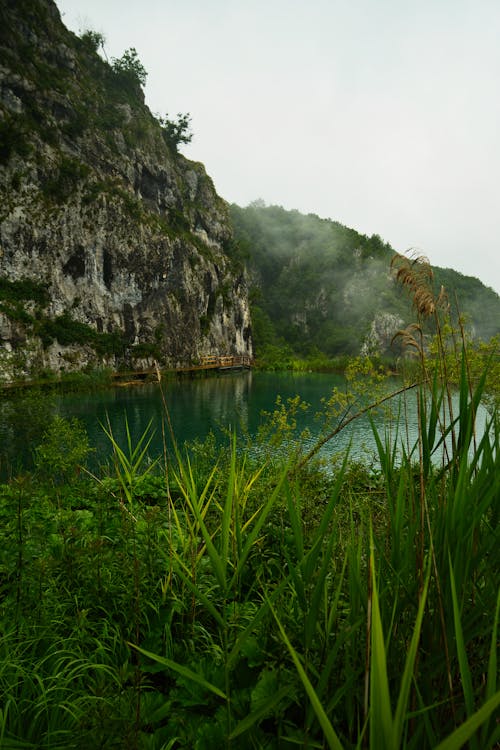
[230,201,500,360]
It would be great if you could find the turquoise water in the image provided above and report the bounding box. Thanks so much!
[0,370,490,474]
[56,371,354,468]
[52,371,418,470]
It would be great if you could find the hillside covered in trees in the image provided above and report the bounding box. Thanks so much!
[230,201,500,361]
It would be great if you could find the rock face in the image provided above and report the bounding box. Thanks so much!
[0,0,252,381]
[360,312,404,356]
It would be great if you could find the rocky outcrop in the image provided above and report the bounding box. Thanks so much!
[0,0,252,381]
[360,312,404,356]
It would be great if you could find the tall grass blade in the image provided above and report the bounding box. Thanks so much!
[101,415,158,502]
[220,434,237,584]
[285,482,304,562]
[433,692,500,750]
[392,561,430,748]
[303,449,349,582]
[229,686,290,740]
[227,578,289,670]
[174,460,226,589]
[128,643,227,700]
[304,519,340,650]
[170,565,226,629]
[448,553,476,745]
[267,597,345,750]
[369,544,393,750]
[481,587,500,747]
[231,461,290,586]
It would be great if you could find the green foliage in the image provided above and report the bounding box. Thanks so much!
[0,16,498,738]
[36,312,124,355]
[0,276,49,332]
[0,278,127,363]
[249,303,278,350]
[0,114,31,164]
[101,416,159,504]
[130,341,161,360]
[230,202,500,362]
[40,367,115,392]
[115,185,143,221]
[42,156,90,203]
[78,28,106,54]
[157,112,193,151]
[35,416,92,483]
[111,47,147,88]
[0,300,33,325]
[254,342,295,370]
[0,277,49,306]
[0,389,55,474]
[428,329,500,412]
[0,362,497,746]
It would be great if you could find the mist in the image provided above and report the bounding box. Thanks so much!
[230,202,500,358]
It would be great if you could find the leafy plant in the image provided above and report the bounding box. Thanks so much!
[101,415,159,504]
[0,277,49,306]
[35,416,92,484]
[42,156,90,203]
[157,112,193,151]
[79,28,106,55]
[111,47,147,88]
[36,312,124,354]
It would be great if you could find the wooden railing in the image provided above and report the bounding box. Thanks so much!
[199,354,252,368]
[112,354,252,382]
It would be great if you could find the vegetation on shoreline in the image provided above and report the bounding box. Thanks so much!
[0,255,498,748]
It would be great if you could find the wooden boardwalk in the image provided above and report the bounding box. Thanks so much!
[112,355,252,383]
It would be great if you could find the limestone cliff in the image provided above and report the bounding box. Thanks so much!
[0,0,252,381]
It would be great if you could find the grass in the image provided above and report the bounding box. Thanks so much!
[0,258,498,748]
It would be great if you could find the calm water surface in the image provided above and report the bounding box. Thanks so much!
[57,371,355,468]
[1,371,490,473]
[54,371,415,470]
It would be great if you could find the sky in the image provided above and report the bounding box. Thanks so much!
[55,0,500,295]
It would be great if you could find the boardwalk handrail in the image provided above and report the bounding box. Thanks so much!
[112,354,252,381]
[200,355,218,365]
[200,354,252,368]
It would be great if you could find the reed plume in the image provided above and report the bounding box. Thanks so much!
[390,251,448,318]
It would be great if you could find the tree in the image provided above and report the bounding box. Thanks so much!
[157,113,193,151]
[79,28,106,56]
[111,47,147,88]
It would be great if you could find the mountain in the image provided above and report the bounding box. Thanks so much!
[0,0,252,382]
[230,201,500,359]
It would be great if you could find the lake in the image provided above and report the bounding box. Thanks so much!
[0,370,490,475]
[57,371,365,470]
[46,371,438,470]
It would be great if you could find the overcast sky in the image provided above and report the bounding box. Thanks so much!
[55,0,500,295]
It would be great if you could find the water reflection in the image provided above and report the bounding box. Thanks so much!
[0,371,491,475]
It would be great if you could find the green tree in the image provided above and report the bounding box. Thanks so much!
[35,416,92,484]
[111,47,147,88]
[79,28,106,55]
[157,112,193,151]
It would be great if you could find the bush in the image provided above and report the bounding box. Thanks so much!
[0,277,49,306]
[111,47,147,88]
[36,313,124,355]
[78,29,106,54]
[0,115,31,164]
[35,416,92,483]
[157,112,193,151]
[42,157,90,203]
